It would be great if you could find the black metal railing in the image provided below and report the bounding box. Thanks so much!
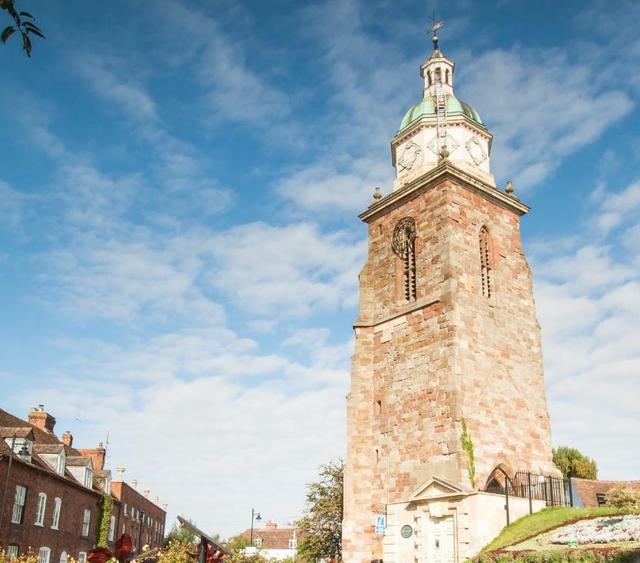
[485,471,573,509]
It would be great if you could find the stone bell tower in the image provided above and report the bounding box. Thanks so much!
[342,25,558,563]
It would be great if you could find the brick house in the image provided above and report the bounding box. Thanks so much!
[111,480,166,551]
[571,478,640,508]
[238,521,297,561]
[0,406,166,563]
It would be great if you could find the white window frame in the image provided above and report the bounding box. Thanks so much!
[51,497,62,529]
[59,552,68,563]
[254,538,262,547]
[124,503,128,516]
[35,492,47,526]
[38,547,51,563]
[84,468,93,488]
[78,553,87,563]
[6,545,19,558]
[82,508,91,537]
[11,485,27,524]
[108,514,116,542]
[56,451,66,475]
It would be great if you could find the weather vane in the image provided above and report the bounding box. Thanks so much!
[428,12,444,52]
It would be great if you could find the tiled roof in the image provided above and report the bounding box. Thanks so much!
[0,409,60,445]
[239,527,295,550]
[0,426,34,439]
[572,478,640,508]
[67,455,92,467]
[34,443,65,454]
[0,407,99,491]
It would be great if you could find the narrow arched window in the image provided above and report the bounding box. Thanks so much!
[35,492,47,526]
[428,71,432,87]
[434,67,442,84]
[445,69,450,85]
[479,227,492,298]
[392,218,417,301]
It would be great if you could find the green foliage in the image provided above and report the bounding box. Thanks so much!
[552,446,598,480]
[0,0,44,57]
[164,522,196,547]
[296,459,344,562]
[0,547,38,563]
[460,418,476,488]
[96,493,113,548]
[606,486,640,511]
[157,540,196,563]
[227,535,251,554]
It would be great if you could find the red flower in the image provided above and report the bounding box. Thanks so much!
[115,534,133,563]
[87,547,113,563]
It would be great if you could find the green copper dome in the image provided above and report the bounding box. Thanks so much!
[399,94,484,131]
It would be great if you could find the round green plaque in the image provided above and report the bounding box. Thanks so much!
[400,525,413,539]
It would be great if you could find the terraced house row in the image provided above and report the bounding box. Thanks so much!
[0,406,166,563]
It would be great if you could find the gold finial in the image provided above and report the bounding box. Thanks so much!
[373,186,382,200]
[505,180,514,194]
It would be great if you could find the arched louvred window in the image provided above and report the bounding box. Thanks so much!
[392,217,417,301]
[427,71,432,87]
[479,226,492,298]
[445,69,450,85]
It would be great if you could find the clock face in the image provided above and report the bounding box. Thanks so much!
[397,142,422,173]
[465,137,488,165]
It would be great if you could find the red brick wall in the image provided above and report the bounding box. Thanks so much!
[0,457,100,562]
[111,482,165,551]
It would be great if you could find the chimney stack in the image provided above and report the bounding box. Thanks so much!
[28,405,56,433]
[78,443,107,471]
[61,431,74,448]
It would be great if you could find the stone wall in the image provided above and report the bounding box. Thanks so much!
[343,169,557,563]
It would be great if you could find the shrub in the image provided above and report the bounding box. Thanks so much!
[606,487,640,511]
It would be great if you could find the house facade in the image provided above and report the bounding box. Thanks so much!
[0,405,166,563]
[239,521,297,561]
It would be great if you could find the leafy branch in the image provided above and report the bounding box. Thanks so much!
[1,0,44,57]
[460,418,476,488]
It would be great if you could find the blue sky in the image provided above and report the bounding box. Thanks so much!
[1,0,639,537]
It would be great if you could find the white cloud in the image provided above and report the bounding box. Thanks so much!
[10,324,351,537]
[277,158,392,213]
[458,47,634,190]
[533,183,640,479]
[207,222,365,317]
[75,54,158,123]
[597,180,640,232]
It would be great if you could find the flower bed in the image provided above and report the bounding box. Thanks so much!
[550,515,640,545]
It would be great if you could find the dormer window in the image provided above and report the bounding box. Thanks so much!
[56,450,66,475]
[84,467,93,488]
[4,437,33,459]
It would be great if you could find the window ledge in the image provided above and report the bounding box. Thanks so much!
[34,523,44,527]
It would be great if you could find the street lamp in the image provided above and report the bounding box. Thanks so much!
[249,509,262,546]
[138,510,145,554]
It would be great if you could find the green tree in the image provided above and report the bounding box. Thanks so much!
[296,460,343,562]
[226,534,251,554]
[1,0,44,57]
[164,522,196,547]
[553,446,598,480]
